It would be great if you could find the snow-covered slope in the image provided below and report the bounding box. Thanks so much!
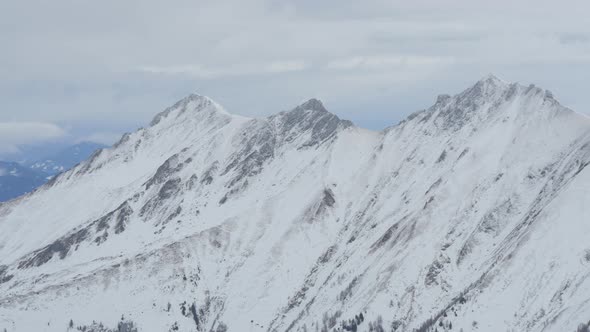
[1,75,589,332]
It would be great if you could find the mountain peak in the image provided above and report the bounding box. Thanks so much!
[268,97,353,147]
[410,75,585,133]
[149,93,228,127]
[452,74,510,104]
[478,73,505,85]
[295,98,328,113]
[471,74,508,93]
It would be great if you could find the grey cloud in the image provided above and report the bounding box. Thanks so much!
[138,60,308,79]
[76,132,123,146]
[0,122,67,156]
[559,33,590,45]
[325,55,455,70]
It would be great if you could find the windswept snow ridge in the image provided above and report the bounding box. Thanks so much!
[0,76,589,332]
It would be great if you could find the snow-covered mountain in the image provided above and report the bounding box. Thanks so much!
[28,142,108,175]
[1,75,589,332]
[0,161,46,202]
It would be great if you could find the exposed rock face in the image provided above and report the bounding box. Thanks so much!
[270,98,353,148]
[1,76,590,332]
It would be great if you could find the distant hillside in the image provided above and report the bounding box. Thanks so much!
[0,161,46,201]
[0,142,108,202]
[28,141,108,175]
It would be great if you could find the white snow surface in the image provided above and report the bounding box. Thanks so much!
[1,76,590,332]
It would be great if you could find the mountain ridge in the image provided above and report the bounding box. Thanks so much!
[145,75,589,137]
[0,75,589,332]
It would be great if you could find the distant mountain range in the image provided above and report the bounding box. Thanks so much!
[26,141,107,175]
[0,142,107,202]
[0,161,46,202]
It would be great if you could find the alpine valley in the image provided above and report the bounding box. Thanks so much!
[1,75,589,332]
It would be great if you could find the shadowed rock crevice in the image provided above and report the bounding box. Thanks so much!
[18,201,134,269]
[222,120,277,188]
[145,154,185,190]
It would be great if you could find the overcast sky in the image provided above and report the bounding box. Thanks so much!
[1,0,589,157]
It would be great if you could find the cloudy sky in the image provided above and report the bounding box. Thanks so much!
[1,0,589,158]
